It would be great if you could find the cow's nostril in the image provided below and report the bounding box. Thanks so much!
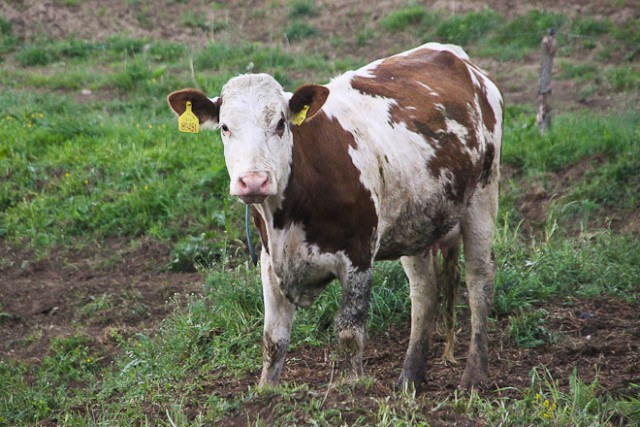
[238,177,248,190]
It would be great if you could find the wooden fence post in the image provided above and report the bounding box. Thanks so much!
[537,28,556,134]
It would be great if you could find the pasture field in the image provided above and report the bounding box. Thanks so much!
[1,0,639,425]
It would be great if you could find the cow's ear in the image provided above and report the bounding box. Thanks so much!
[289,84,330,125]
[167,88,221,126]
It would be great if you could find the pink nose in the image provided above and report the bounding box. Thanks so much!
[236,172,270,203]
[238,172,269,192]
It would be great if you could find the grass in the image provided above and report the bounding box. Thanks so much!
[435,9,503,46]
[288,0,318,19]
[379,5,430,32]
[0,4,639,426]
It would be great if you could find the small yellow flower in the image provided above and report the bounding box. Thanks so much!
[84,180,89,185]
[86,357,92,363]
[65,172,70,177]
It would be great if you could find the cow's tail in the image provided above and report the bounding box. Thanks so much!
[437,238,461,364]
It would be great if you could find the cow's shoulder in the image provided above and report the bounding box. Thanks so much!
[273,114,378,270]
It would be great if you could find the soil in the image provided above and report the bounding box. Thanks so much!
[1,0,639,424]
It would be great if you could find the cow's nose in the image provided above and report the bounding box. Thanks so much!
[238,172,269,193]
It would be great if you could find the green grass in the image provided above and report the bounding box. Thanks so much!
[288,0,318,19]
[380,5,430,32]
[435,9,503,46]
[285,21,320,41]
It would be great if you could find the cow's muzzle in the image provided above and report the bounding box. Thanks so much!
[234,172,273,204]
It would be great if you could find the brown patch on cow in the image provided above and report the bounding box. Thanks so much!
[351,48,476,143]
[427,134,478,204]
[273,113,377,271]
[480,142,495,187]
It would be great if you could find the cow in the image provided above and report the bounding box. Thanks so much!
[167,42,503,392]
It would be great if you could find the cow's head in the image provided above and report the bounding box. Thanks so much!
[167,74,329,204]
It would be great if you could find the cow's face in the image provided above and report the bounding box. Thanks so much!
[168,74,329,205]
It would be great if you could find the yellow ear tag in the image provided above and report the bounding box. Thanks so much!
[291,105,309,126]
[178,101,199,133]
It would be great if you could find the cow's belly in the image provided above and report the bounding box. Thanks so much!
[374,200,462,260]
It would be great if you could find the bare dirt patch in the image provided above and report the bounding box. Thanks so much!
[0,237,203,363]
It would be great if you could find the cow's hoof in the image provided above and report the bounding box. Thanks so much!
[395,373,427,394]
[459,368,489,391]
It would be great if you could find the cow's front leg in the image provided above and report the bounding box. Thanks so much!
[335,268,373,379]
[259,250,295,388]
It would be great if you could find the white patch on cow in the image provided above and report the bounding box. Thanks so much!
[417,42,470,60]
[467,67,481,88]
[468,66,503,150]
[355,58,384,78]
[260,218,352,305]
[417,81,439,97]
[444,116,469,142]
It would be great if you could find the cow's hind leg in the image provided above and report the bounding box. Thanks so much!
[335,268,373,380]
[460,187,498,390]
[397,252,438,392]
[259,251,295,388]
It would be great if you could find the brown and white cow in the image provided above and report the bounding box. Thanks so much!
[168,43,503,391]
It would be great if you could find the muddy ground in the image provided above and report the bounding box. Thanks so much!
[1,0,639,424]
[2,236,639,424]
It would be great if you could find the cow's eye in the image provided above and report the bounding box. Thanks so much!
[221,124,230,136]
[275,118,286,135]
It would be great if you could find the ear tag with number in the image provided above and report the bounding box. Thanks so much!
[178,101,199,133]
[291,105,309,126]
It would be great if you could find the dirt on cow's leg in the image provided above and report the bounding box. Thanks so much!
[338,328,365,379]
[459,276,493,390]
[396,252,438,392]
[258,251,295,388]
[335,268,372,380]
[460,186,498,390]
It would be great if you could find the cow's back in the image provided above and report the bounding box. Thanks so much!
[321,43,503,259]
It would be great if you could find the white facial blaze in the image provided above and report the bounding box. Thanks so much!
[218,74,293,199]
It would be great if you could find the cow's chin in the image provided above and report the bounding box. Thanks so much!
[238,195,268,205]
